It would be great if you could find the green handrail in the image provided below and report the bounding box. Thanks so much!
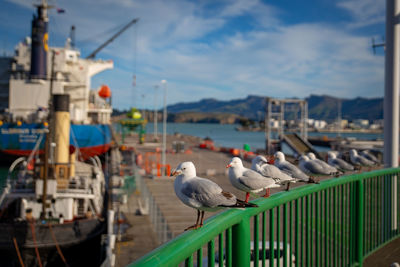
[130,167,400,267]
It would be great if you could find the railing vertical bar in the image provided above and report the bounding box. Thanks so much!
[226,227,232,267]
[270,209,275,267]
[333,186,337,267]
[349,182,353,265]
[283,203,288,267]
[185,254,193,267]
[316,192,319,267]
[373,177,377,249]
[306,195,310,267]
[219,233,223,267]
[208,239,215,267]
[324,189,328,267]
[254,215,260,267]
[363,179,367,255]
[383,175,387,242]
[369,178,372,253]
[295,199,299,267]
[379,175,383,245]
[290,202,293,267]
[276,206,280,267]
[232,217,250,267]
[345,183,349,267]
[341,184,344,267]
[262,212,266,267]
[310,193,314,266]
[320,190,323,267]
[357,179,364,266]
[398,174,400,234]
[370,177,374,250]
[301,197,304,267]
[197,248,203,267]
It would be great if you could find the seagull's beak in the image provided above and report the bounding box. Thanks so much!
[226,164,231,168]
[171,169,182,176]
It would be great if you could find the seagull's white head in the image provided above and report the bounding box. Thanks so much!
[172,161,196,177]
[307,152,316,160]
[349,149,357,157]
[274,151,285,162]
[226,157,243,169]
[299,155,310,162]
[251,155,268,166]
[327,151,336,159]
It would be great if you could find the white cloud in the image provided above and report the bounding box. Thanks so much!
[337,0,385,28]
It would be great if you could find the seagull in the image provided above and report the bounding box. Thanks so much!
[172,161,257,230]
[349,149,375,168]
[299,155,332,176]
[227,157,280,202]
[360,150,380,164]
[251,155,296,190]
[327,151,354,172]
[273,151,314,183]
[307,152,340,175]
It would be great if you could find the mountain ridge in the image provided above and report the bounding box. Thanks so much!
[166,94,383,122]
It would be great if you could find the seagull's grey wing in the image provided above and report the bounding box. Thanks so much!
[304,161,330,175]
[239,169,276,190]
[358,156,375,166]
[316,159,338,172]
[334,158,354,171]
[279,162,309,180]
[258,164,293,181]
[181,178,236,208]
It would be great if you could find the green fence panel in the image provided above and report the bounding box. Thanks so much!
[130,168,400,267]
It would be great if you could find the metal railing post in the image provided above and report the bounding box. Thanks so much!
[356,180,364,266]
[232,216,250,267]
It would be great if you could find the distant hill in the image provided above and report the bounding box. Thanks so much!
[166,94,383,122]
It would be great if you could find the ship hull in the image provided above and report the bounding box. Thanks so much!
[0,219,106,266]
[0,123,112,161]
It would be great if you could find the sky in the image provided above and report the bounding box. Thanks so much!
[0,0,385,110]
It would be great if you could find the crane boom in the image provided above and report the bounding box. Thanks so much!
[86,17,139,59]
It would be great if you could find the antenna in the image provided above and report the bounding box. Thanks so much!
[372,37,385,54]
[70,25,76,48]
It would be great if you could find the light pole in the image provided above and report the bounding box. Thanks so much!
[161,80,167,176]
[153,85,159,141]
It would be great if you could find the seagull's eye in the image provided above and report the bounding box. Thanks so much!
[183,168,186,170]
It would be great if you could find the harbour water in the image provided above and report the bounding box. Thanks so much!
[145,122,383,151]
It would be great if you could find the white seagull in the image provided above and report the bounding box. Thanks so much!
[327,151,354,172]
[307,152,340,175]
[227,157,280,202]
[349,149,375,167]
[273,151,313,183]
[172,161,257,230]
[299,155,332,176]
[251,155,296,190]
[360,150,380,164]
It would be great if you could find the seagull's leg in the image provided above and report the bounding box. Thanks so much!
[286,182,291,191]
[185,210,201,231]
[263,188,270,198]
[199,211,205,227]
[245,192,250,203]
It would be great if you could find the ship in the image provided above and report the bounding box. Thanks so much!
[0,94,108,266]
[0,0,120,163]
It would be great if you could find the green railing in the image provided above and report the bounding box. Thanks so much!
[130,168,400,267]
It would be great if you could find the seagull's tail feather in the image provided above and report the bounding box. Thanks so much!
[234,199,258,208]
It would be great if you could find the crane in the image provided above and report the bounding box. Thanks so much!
[86,17,139,59]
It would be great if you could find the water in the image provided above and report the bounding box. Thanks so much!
[145,122,383,151]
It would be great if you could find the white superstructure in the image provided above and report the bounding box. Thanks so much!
[3,37,113,124]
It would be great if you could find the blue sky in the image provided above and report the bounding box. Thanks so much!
[1,0,385,110]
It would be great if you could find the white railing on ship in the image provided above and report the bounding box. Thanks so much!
[132,163,173,244]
